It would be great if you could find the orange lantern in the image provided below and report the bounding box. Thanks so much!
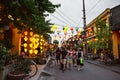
[70,27,74,31]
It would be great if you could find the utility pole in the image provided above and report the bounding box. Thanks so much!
[83,0,86,28]
[82,0,88,59]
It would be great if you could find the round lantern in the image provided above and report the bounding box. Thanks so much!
[82,35,85,38]
[70,27,74,31]
[30,31,33,36]
[24,31,28,36]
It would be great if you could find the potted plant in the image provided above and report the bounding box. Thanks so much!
[0,45,11,80]
[6,54,32,80]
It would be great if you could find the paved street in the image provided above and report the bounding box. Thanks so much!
[55,62,120,80]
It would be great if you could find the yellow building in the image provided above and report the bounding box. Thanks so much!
[85,5,120,62]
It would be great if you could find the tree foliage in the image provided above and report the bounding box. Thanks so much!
[0,0,60,35]
[89,19,111,50]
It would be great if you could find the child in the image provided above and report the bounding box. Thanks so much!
[67,53,72,70]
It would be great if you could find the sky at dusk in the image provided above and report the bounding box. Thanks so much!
[47,0,120,43]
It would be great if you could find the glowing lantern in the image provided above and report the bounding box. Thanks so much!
[35,38,39,42]
[29,49,33,54]
[24,36,28,41]
[95,38,98,41]
[79,28,83,32]
[30,37,33,42]
[40,47,42,49]
[87,40,90,44]
[98,28,101,30]
[34,50,38,54]
[24,48,27,52]
[30,31,33,36]
[29,43,33,48]
[23,43,27,47]
[24,31,28,35]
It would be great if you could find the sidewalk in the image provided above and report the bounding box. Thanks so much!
[85,60,120,74]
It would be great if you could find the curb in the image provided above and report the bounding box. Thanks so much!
[37,57,55,80]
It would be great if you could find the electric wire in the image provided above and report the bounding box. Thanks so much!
[55,10,76,27]
[50,14,72,27]
[57,8,78,25]
[77,0,101,27]
[86,0,101,14]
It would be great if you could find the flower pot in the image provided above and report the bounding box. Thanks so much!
[7,72,26,80]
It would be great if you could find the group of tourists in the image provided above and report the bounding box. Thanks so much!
[55,47,84,72]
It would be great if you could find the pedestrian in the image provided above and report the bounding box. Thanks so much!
[61,47,67,72]
[77,48,84,71]
[72,49,77,67]
[55,47,61,65]
[67,52,73,70]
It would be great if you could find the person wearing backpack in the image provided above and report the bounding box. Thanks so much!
[77,48,84,71]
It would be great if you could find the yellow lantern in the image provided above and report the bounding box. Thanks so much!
[35,38,39,42]
[24,48,27,52]
[23,43,27,47]
[40,47,42,49]
[95,38,98,41]
[34,50,38,54]
[102,38,104,41]
[24,36,28,41]
[29,43,33,48]
[29,49,33,54]
[30,37,33,42]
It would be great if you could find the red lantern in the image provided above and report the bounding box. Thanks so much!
[82,35,85,38]
[70,27,74,31]
[64,32,67,35]
[9,23,14,29]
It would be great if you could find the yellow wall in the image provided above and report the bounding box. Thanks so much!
[112,31,119,59]
[11,28,21,54]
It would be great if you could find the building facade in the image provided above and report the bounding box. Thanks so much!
[85,5,120,62]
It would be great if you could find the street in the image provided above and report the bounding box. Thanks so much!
[55,62,120,80]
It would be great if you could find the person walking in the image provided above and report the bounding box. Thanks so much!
[67,52,73,70]
[61,47,67,72]
[77,48,84,71]
[55,47,61,65]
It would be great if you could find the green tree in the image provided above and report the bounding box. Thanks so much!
[0,0,60,35]
[89,19,112,51]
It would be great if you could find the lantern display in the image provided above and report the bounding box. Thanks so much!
[22,30,45,57]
